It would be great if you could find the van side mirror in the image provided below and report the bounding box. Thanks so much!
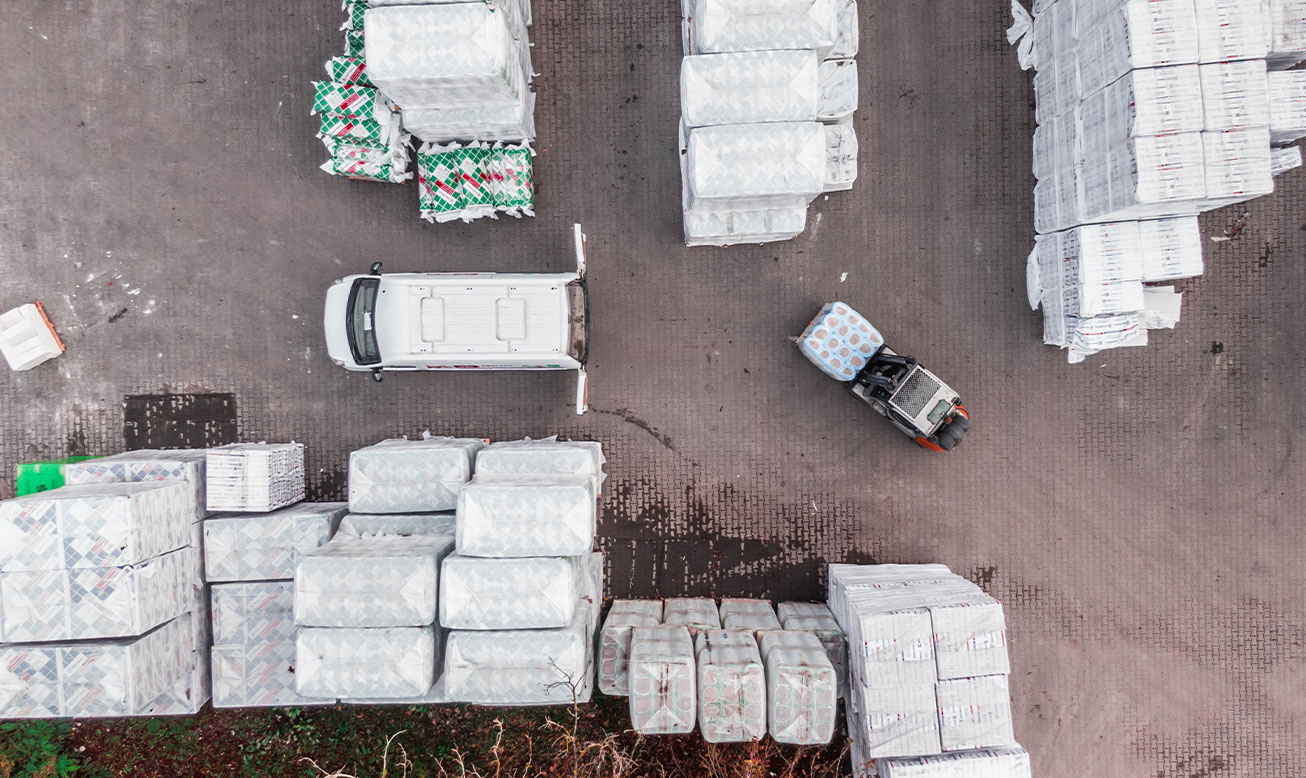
[371,369,384,383]
[369,262,383,275]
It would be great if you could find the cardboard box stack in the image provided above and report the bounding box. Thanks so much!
[441,438,606,704]
[0,478,202,717]
[678,0,861,246]
[1010,0,1306,362]
[828,564,1030,778]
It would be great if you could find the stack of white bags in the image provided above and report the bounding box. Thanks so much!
[1009,0,1306,362]
[678,0,861,246]
[829,564,1031,778]
[600,596,843,745]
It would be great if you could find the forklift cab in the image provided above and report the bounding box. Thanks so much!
[849,347,970,451]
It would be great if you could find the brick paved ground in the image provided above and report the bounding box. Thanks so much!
[1,1,1304,776]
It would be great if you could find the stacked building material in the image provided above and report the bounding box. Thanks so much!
[474,437,607,496]
[0,481,202,717]
[416,141,534,223]
[827,564,1028,778]
[598,600,663,695]
[205,443,305,513]
[719,598,783,634]
[338,512,458,537]
[629,625,698,734]
[777,601,847,698]
[441,439,604,704]
[294,534,456,700]
[1009,0,1306,362]
[877,747,1033,778]
[203,503,348,582]
[312,0,412,184]
[678,0,861,246]
[694,629,767,742]
[210,581,333,708]
[758,630,839,745]
[64,450,216,714]
[348,437,484,513]
[662,597,722,637]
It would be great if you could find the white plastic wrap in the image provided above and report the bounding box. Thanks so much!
[629,625,697,734]
[936,675,1017,751]
[1142,286,1184,330]
[680,51,819,128]
[1270,70,1306,144]
[877,747,1033,778]
[0,482,192,572]
[364,4,526,109]
[1271,145,1303,174]
[65,449,211,520]
[829,0,859,58]
[1200,60,1271,131]
[662,597,721,636]
[824,123,859,192]
[1203,127,1274,201]
[443,606,594,705]
[338,512,458,537]
[455,475,596,557]
[294,535,455,628]
[854,684,942,758]
[759,630,837,745]
[296,626,437,699]
[719,598,782,634]
[684,204,809,246]
[686,122,826,209]
[818,59,858,121]
[348,437,484,513]
[401,92,536,144]
[211,580,297,646]
[1193,0,1270,63]
[1139,216,1204,282]
[598,600,664,696]
[205,444,305,513]
[473,438,606,495]
[1077,65,1203,160]
[845,608,938,689]
[780,608,847,698]
[0,615,191,718]
[1269,0,1306,67]
[210,581,333,708]
[1075,0,1199,98]
[694,629,766,742]
[0,303,63,371]
[688,0,838,56]
[1079,133,1206,222]
[203,502,347,582]
[931,602,1011,680]
[439,554,585,630]
[0,546,195,643]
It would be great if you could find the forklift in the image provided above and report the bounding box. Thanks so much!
[797,303,970,451]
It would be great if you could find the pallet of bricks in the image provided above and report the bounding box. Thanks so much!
[598,595,847,744]
[677,0,861,246]
[828,564,1032,778]
[1008,0,1306,363]
[312,0,538,224]
[0,446,299,718]
[284,436,605,705]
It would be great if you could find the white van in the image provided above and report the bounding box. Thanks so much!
[324,224,590,414]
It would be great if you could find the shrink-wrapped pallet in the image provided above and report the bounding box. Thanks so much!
[687,0,838,57]
[628,625,697,734]
[338,512,457,537]
[936,675,1017,752]
[876,747,1033,778]
[439,554,586,630]
[348,437,484,513]
[206,444,305,513]
[455,475,596,557]
[294,535,454,628]
[598,600,663,696]
[694,630,766,742]
[66,449,210,520]
[680,51,819,128]
[685,122,826,211]
[296,626,438,699]
[662,597,721,637]
[204,502,347,582]
[474,438,606,495]
[443,607,594,705]
[795,302,884,381]
[719,598,782,634]
[759,630,837,745]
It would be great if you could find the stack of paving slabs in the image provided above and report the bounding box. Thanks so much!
[758,630,839,745]
[364,2,536,145]
[598,600,663,695]
[0,482,201,717]
[629,625,698,734]
[64,449,215,714]
[294,534,456,700]
[694,629,767,742]
[416,141,534,223]
[777,601,847,698]
[203,503,348,583]
[339,512,458,537]
[348,437,484,513]
[474,437,607,496]
[827,564,1028,778]
[205,443,305,513]
[210,581,333,708]
[678,0,861,246]
[876,748,1033,778]
[1009,0,1306,363]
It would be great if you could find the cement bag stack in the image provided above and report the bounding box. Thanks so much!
[441,439,605,705]
[1009,0,1306,363]
[364,1,538,223]
[0,472,204,717]
[827,564,1031,778]
[678,0,861,246]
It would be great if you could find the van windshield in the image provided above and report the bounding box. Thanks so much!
[347,278,382,366]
